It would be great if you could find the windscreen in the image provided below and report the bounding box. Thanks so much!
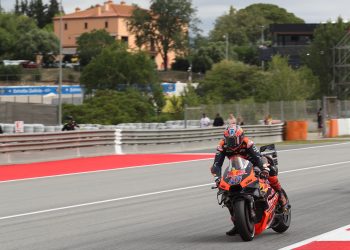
[222,156,251,184]
[229,157,250,170]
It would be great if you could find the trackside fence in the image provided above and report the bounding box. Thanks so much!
[0,124,283,164]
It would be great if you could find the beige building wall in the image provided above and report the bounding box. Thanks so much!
[53,17,137,48]
[53,1,175,70]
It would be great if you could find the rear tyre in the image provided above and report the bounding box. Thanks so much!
[272,189,291,233]
[234,200,255,241]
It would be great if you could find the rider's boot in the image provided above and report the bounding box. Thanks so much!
[226,216,237,236]
[226,226,238,236]
[268,176,287,209]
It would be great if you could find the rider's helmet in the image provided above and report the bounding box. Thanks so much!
[223,124,244,148]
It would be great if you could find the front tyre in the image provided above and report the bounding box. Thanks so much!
[234,199,255,241]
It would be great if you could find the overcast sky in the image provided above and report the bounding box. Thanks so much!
[1,0,350,35]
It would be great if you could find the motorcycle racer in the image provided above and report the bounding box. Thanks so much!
[210,124,287,236]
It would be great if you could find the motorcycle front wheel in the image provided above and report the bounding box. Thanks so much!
[234,199,255,241]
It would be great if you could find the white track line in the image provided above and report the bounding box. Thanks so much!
[1,159,349,221]
[278,141,350,152]
[0,183,212,221]
[1,142,350,184]
[279,224,350,249]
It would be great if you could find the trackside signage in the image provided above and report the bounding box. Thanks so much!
[15,121,24,133]
[0,86,82,96]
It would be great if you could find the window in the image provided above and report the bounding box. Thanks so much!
[121,36,128,45]
[84,22,88,29]
[64,23,68,30]
[291,36,299,42]
[105,21,108,28]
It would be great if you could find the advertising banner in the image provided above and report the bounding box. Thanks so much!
[15,121,24,133]
[161,83,176,93]
[0,85,82,96]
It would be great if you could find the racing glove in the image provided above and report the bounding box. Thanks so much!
[214,176,221,187]
[260,164,270,179]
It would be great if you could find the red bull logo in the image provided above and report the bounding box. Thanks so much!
[227,170,246,178]
[228,175,243,185]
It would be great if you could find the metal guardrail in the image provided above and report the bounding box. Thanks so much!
[0,130,115,153]
[120,124,283,144]
[0,124,284,164]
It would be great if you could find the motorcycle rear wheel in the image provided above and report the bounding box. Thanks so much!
[234,200,255,241]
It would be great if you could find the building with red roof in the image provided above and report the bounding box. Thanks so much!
[53,0,175,70]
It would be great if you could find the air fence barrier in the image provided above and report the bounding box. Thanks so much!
[327,118,350,137]
[0,124,284,164]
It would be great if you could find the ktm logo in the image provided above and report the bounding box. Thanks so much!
[245,178,253,184]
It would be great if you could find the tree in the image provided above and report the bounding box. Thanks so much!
[0,28,13,58]
[76,29,116,66]
[12,0,60,27]
[0,65,23,81]
[46,0,60,25]
[81,43,158,91]
[128,0,197,71]
[13,28,59,60]
[20,0,29,15]
[191,51,213,74]
[15,0,21,14]
[32,0,47,28]
[63,90,157,125]
[0,13,41,59]
[191,41,238,73]
[171,57,190,71]
[233,45,259,65]
[210,4,304,46]
[182,84,201,107]
[172,37,238,73]
[303,18,350,97]
[256,55,317,101]
[81,44,165,111]
[197,60,262,103]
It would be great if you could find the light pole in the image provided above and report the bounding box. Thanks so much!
[187,65,192,83]
[58,0,63,125]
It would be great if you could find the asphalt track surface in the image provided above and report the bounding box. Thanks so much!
[1,142,350,250]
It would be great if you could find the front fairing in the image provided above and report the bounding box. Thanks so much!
[223,157,250,185]
[218,157,259,192]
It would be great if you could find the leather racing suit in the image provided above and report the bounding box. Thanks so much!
[210,137,282,193]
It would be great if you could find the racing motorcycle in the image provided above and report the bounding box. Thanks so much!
[213,144,291,241]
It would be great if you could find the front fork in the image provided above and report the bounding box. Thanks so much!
[245,196,257,223]
[219,192,257,223]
